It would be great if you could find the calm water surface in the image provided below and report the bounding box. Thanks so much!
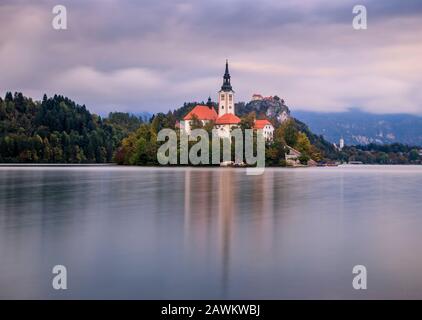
[1,165,422,299]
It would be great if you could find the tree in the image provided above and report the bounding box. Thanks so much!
[409,149,420,162]
[282,120,298,146]
[296,132,311,154]
[240,112,256,130]
[189,114,203,130]
[0,92,140,163]
[298,153,310,165]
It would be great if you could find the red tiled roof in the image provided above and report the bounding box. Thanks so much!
[215,113,241,125]
[183,105,218,121]
[254,119,272,129]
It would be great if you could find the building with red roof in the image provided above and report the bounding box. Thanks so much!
[252,93,263,101]
[254,119,271,129]
[184,105,218,121]
[182,103,218,134]
[181,61,276,141]
[254,119,274,141]
[215,113,241,138]
[215,113,240,125]
[182,60,240,138]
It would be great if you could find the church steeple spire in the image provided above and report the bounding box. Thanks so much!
[221,59,233,92]
[218,60,235,116]
[207,96,213,109]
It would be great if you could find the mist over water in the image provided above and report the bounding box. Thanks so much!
[1,166,422,299]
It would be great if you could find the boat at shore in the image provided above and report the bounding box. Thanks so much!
[220,161,246,167]
[316,162,340,167]
[348,161,364,165]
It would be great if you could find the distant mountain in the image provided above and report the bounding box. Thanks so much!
[292,110,422,147]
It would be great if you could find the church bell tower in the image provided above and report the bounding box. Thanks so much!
[218,60,235,116]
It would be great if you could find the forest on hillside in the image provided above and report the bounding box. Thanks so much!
[338,143,422,164]
[1,92,420,165]
[0,92,142,163]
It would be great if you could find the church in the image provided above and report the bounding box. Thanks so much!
[181,60,274,140]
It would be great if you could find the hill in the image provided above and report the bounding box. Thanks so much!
[236,95,291,123]
[0,92,142,163]
[3,92,419,165]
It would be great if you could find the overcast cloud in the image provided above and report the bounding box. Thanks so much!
[1,0,421,115]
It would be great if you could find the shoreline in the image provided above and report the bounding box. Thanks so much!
[0,163,421,168]
[0,163,117,167]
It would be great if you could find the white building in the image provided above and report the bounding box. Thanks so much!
[339,137,345,150]
[218,61,236,117]
[254,119,274,141]
[181,103,217,135]
[182,60,275,142]
[183,60,240,138]
[215,113,241,138]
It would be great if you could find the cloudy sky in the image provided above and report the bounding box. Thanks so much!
[1,0,421,115]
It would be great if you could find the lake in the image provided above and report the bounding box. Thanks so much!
[1,165,422,299]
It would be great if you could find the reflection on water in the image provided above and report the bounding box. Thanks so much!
[1,166,422,299]
[183,169,277,297]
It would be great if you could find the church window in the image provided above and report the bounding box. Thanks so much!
[229,94,232,101]
[221,94,225,100]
